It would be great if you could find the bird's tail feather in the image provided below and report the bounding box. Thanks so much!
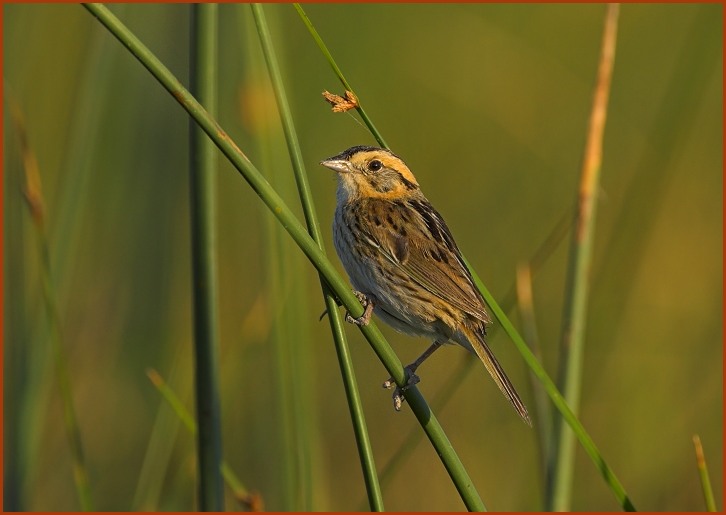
[465,326,531,426]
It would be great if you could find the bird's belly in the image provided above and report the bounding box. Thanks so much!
[333,216,447,341]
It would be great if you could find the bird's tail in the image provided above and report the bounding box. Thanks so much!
[464,326,531,425]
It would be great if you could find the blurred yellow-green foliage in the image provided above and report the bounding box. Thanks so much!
[3,3,722,511]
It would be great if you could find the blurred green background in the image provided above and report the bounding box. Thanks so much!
[3,3,722,511]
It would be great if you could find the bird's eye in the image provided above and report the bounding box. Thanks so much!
[368,160,383,172]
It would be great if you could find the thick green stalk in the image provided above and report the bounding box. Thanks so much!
[549,4,619,511]
[250,4,383,511]
[82,4,485,511]
[370,354,477,509]
[189,4,224,510]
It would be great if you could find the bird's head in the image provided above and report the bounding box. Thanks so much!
[320,145,420,202]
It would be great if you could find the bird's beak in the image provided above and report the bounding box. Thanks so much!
[320,158,352,174]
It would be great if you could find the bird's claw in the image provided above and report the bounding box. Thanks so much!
[382,367,420,411]
[345,291,374,326]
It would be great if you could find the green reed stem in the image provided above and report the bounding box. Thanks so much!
[292,3,388,149]
[692,435,717,512]
[549,4,619,511]
[189,4,224,510]
[364,353,477,510]
[250,4,384,510]
[82,3,484,510]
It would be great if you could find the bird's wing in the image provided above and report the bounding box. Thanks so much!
[363,198,491,325]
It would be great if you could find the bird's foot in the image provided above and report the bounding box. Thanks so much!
[382,365,421,411]
[345,291,374,326]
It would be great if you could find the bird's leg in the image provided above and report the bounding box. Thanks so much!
[345,291,375,326]
[383,339,445,411]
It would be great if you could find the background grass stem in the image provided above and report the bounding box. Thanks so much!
[189,4,224,510]
[693,435,717,512]
[8,97,94,511]
[548,4,619,511]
